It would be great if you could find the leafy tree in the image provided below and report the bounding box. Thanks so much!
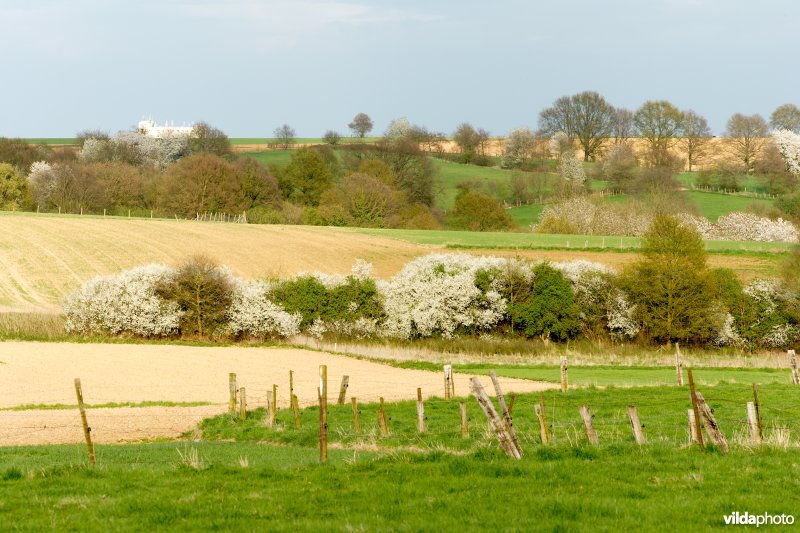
[188,122,232,157]
[234,157,281,209]
[318,173,400,228]
[155,256,234,337]
[538,91,616,161]
[277,148,333,206]
[162,154,242,216]
[348,113,374,138]
[680,110,712,171]
[770,103,800,133]
[621,214,719,344]
[725,113,768,171]
[633,101,684,167]
[0,138,48,173]
[375,138,435,206]
[506,263,580,341]
[273,124,296,150]
[450,191,516,231]
[501,127,536,168]
[0,163,26,209]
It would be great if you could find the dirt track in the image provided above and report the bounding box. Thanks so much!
[0,342,554,445]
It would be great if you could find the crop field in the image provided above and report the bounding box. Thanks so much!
[0,212,786,313]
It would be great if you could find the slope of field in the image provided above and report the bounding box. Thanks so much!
[0,341,552,445]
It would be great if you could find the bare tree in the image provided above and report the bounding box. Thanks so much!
[323,130,341,145]
[680,110,712,171]
[770,103,800,133]
[273,124,296,150]
[538,91,616,161]
[611,108,634,144]
[725,113,768,171]
[633,101,684,167]
[348,113,374,138]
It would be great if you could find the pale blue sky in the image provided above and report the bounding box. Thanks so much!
[1,0,797,137]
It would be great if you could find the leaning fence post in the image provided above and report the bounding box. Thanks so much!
[627,405,645,445]
[687,369,706,450]
[560,357,568,393]
[675,343,684,386]
[579,405,598,445]
[468,377,521,459]
[74,378,96,467]
[337,375,349,405]
[695,392,729,454]
[489,370,523,457]
[416,388,425,433]
[229,373,237,414]
[789,350,799,385]
[319,365,328,463]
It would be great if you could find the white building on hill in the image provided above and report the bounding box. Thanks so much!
[137,118,194,138]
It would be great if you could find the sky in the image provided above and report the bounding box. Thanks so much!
[1,0,798,137]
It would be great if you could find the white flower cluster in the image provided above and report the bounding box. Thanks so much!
[711,213,798,243]
[713,313,744,347]
[79,131,187,169]
[379,254,508,339]
[605,289,640,340]
[64,264,182,336]
[772,129,800,176]
[559,152,586,183]
[743,279,781,314]
[227,280,301,339]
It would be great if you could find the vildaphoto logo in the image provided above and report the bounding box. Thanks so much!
[723,512,795,527]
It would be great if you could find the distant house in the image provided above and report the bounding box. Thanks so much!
[137,118,194,139]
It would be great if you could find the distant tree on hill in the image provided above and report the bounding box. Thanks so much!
[274,124,296,150]
[611,108,634,144]
[0,138,48,173]
[277,148,333,206]
[680,110,712,171]
[502,127,536,168]
[348,113,374,138]
[725,113,769,172]
[162,154,242,216]
[539,91,616,161]
[633,100,684,167]
[323,130,341,145]
[188,122,232,158]
[770,104,800,133]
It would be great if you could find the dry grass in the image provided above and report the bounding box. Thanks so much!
[0,312,65,340]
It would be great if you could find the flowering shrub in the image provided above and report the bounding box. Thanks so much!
[227,280,301,339]
[772,129,800,176]
[64,264,182,337]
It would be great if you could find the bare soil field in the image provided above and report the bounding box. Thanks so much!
[0,341,553,445]
[0,213,777,313]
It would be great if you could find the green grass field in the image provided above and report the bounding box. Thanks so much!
[231,137,381,145]
[3,382,799,530]
[507,204,545,227]
[684,191,775,221]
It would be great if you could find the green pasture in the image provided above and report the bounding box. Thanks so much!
[24,138,78,145]
[684,191,775,221]
[507,204,545,227]
[231,137,381,145]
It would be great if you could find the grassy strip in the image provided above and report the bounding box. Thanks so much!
[1,401,216,411]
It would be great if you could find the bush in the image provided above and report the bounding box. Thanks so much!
[227,281,301,339]
[449,191,516,231]
[155,256,235,337]
[505,263,580,341]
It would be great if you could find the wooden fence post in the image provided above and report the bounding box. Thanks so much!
[746,402,761,445]
[337,375,349,405]
[443,365,454,399]
[351,397,360,434]
[535,399,550,445]
[507,393,516,416]
[272,384,278,414]
[378,397,389,437]
[265,398,275,428]
[460,402,469,438]
[289,370,294,407]
[688,409,700,444]
[319,365,328,463]
[228,373,237,414]
[627,405,645,445]
[468,377,521,459]
[238,388,247,420]
[675,343,684,386]
[695,392,729,454]
[789,350,799,385]
[416,388,425,433]
[687,369,706,450]
[579,405,598,445]
[74,378,96,467]
[292,394,300,429]
[560,356,568,393]
[752,383,763,442]
[489,370,523,457]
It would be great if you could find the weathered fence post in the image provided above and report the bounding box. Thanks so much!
[291,394,300,429]
[238,388,247,420]
[675,343,684,386]
[627,405,645,445]
[489,370,523,457]
[752,383,763,442]
[319,365,328,463]
[535,398,550,445]
[687,369,706,449]
[74,378,96,467]
[460,402,469,438]
[351,397,360,434]
[265,398,275,428]
[378,397,389,437]
[443,365,454,399]
[272,384,278,414]
[416,388,425,433]
[695,392,729,454]
[468,377,521,459]
[746,402,761,445]
[289,370,294,406]
[579,405,598,445]
[228,373,237,414]
[507,393,516,416]
[337,375,349,405]
[560,356,568,393]
[789,350,799,385]
[688,409,700,444]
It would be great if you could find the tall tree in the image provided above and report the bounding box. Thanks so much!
[611,108,634,144]
[538,91,615,161]
[770,103,800,133]
[633,101,684,167]
[680,110,712,171]
[188,122,232,157]
[277,148,333,206]
[452,123,480,156]
[273,124,296,150]
[348,113,374,138]
[725,113,769,171]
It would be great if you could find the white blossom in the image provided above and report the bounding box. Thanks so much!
[227,280,301,338]
[772,129,800,176]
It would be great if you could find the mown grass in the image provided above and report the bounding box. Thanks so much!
[684,191,775,221]
[2,384,799,530]
[507,204,544,227]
